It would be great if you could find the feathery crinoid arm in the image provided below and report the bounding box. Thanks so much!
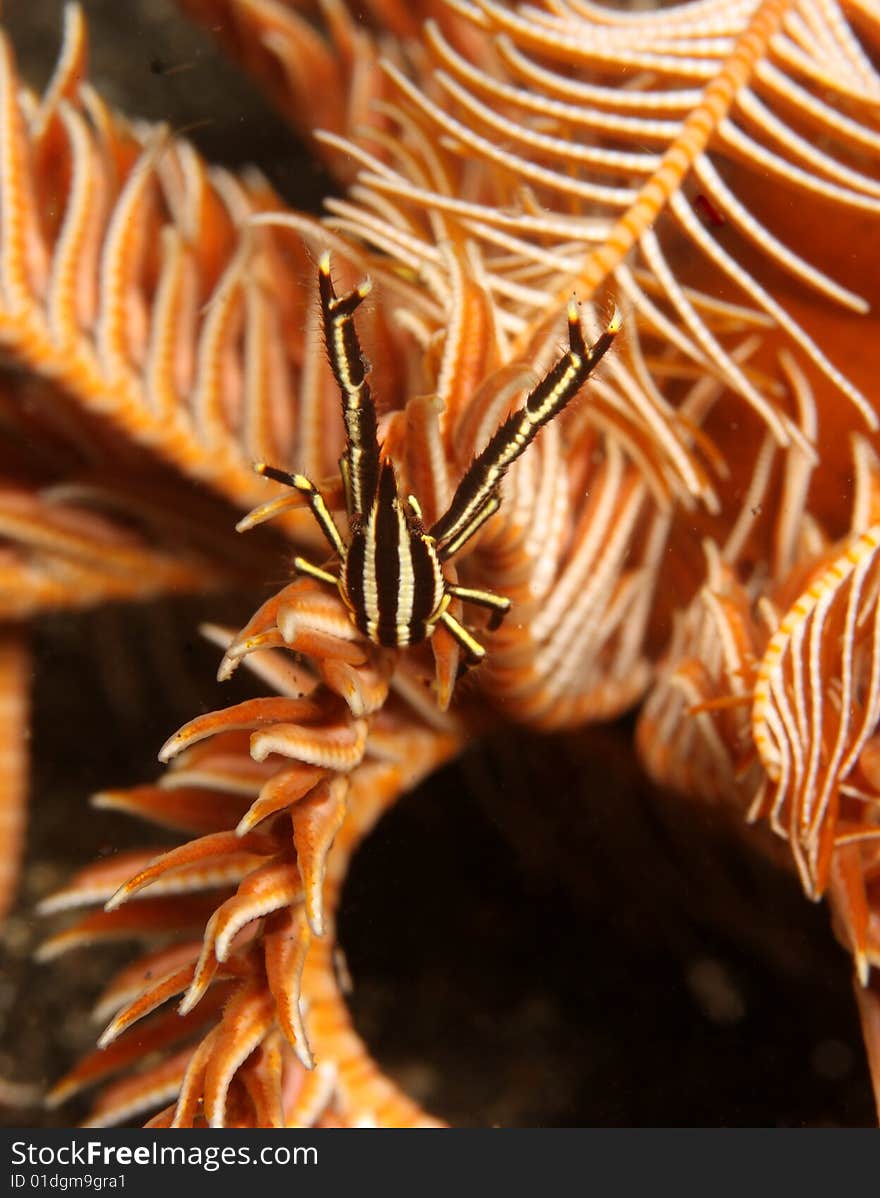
[0,12,355,530]
[0,6,388,614]
[39,582,463,1128]
[306,0,880,513]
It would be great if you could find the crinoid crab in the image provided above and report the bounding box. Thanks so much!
[1,0,880,1127]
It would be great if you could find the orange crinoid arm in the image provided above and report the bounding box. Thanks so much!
[9,0,880,1127]
[0,5,406,929]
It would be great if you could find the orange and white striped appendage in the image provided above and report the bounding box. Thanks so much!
[637,537,764,809]
[0,628,29,916]
[751,524,880,896]
[315,0,878,461]
[296,741,460,1128]
[51,654,465,1126]
[544,0,795,306]
[0,24,324,546]
[302,936,444,1128]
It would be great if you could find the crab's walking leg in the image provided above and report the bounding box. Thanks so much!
[292,558,338,587]
[438,609,487,662]
[446,584,512,630]
[254,464,345,558]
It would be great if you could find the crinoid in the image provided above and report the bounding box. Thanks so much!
[1,0,880,1126]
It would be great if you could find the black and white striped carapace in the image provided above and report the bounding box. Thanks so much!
[252,252,619,662]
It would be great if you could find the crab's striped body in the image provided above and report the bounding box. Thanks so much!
[341,463,446,648]
[253,253,619,663]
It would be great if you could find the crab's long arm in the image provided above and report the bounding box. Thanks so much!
[431,304,619,561]
[317,254,380,528]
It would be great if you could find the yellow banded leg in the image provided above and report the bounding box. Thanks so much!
[447,585,512,631]
[438,610,486,662]
[437,494,501,562]
[293,557,338,587]
[255,464,345,557]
